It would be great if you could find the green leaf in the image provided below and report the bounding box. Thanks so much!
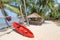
[4,4,20,15]
[2,0,13,2]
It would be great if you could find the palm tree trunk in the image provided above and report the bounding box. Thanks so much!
[0,0,10,27]
[1,8,10,27]
[19,5,25,24]
[23,0,29,25]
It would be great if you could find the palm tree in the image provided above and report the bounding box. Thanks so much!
[11,0,25,24]
[16,0,29,25]
[0,0,10,27]
[18,3,25,24]
[0,0,21,27]
[22,0,29,25]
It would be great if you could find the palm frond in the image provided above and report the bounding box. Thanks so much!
[2,0,15,2]
[4,4,20,15]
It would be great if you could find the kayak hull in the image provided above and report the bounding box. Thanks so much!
[13,22,34,38]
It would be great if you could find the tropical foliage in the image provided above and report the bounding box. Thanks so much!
[0,0,21,27]
[0,0,60,27]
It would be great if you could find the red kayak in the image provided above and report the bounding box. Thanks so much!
[13,22,34,38]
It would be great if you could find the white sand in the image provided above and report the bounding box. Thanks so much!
[0,21,60,40]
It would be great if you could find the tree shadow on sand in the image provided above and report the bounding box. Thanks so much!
[0,27,8,32]
[13,29,20,35]
[0,27,13,36]
[0,30,13,37]
[13,29,27,37]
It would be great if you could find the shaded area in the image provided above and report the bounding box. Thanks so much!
[52,20,60,26]
[0,29,13,37]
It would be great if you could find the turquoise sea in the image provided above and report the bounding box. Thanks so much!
[0,17,20,29]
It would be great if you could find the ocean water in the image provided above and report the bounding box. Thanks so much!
[0,17,20,29]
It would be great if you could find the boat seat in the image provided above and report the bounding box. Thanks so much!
[17,26,20,28]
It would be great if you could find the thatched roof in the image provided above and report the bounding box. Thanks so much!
[27,13,42,18]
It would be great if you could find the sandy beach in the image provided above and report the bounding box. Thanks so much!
[0,21,60,40]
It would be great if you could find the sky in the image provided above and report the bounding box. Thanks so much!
[0,2,17,17]
[0,10,2,16]
[0,0,60,17]
[57,0,60,3]
[0,9,17,17]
